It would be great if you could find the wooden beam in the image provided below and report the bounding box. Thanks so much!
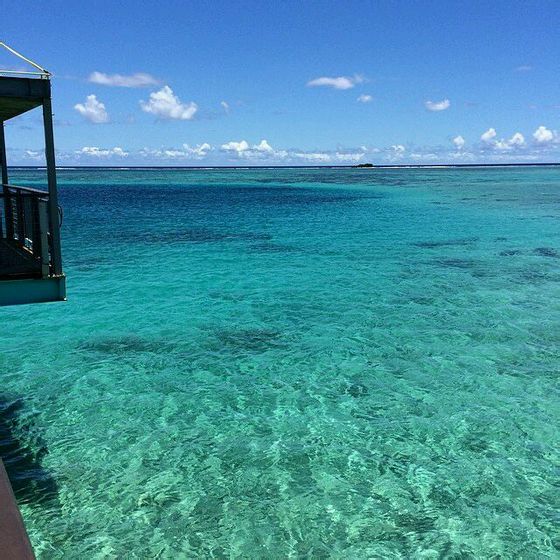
[0,459,35,559]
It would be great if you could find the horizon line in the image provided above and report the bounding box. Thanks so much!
[9,162,560,170]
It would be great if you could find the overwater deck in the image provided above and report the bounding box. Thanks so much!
[0,239,42,278]
[0,43,65,559]
[0,46,65,305]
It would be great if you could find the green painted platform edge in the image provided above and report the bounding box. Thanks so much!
[0,276,66,306]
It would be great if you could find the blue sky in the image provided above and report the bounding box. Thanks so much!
[2,0,560,165]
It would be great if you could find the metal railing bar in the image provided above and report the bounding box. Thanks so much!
[0,42,51,76]
[0,70,49,77]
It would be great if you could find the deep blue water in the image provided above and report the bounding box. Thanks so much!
[1,167,559,558]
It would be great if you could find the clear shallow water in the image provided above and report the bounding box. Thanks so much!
[1,167,559,558]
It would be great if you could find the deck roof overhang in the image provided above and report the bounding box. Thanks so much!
[0,76,50,122]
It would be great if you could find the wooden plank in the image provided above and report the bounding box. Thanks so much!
[0,459,35,560]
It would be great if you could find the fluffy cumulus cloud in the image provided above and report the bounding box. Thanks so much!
[17,121,560,165]
[220,139,285,159]
[24,149,43,160]
[292,152,331,162]
[533,125,557,144]
[381,144,406,162]
[140,143,213,160]
[221,140,250,153]
[188,143,212,157]
[75,146,128,157]
[452,135,465,149]
[88,71,159,88]
[74,94,109,123]
[219,139,366,163]
[290,151,365,163]
[357,94,373,103]
[425,99,450,112]
[140,86,198,120]
[334,151,365,162]
[508,132,525,146]
[480,129,526,151]
[307,75,364,90]
[481,128,497,142]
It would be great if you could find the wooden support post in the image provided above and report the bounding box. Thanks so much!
[42,96,62,275]
[38,199,50,277]
[0,121,14,239]
[15,189,24,242]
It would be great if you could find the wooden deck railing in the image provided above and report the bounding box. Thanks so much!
[1,184,53,278]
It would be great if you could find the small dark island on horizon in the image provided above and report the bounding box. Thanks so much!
[352,162,559,169]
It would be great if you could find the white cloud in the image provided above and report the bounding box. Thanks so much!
[16,129,560,166]
[383,144,406,162]
[220,101,230,113]
[188,143,212,157]
[74,94,109,123]
[76,146,128,157]
[140,86,198,120]
[140,143,213,160]
[448,150,476,161]
[293,152,332,162]
[88,71,159,88]
[509,132,525,146]
[494,140,512,151]
[425,99,450,112]
[219,140,367,163]
[533,125,556,144]
[335,152,365,162]
[24,150,43,160]
[480,130,526,151]
[220,139,287,160]
[452,135,465,149]
[306,75,364,90]
[515,65,532,72]
[221,140,250,154]
[481,128,497,142]
[410,152,439,161]
[254,139,274,153]
[357,94,373,103]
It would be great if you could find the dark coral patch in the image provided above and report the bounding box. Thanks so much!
[0,397,59,505]
[413,237,478,249]
[212,328,284,353]
[534,247,559,258]
[500,249,522,256]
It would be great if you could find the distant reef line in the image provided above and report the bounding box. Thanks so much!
[7,162,560,170]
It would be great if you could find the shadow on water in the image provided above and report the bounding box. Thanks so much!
[116,228,273,246]
[77,334,177,355]
[208,327,286,353]
[0,396,59,506]
[412,237,479,249]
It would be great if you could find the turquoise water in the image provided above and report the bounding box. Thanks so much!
[1,167,559,558]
